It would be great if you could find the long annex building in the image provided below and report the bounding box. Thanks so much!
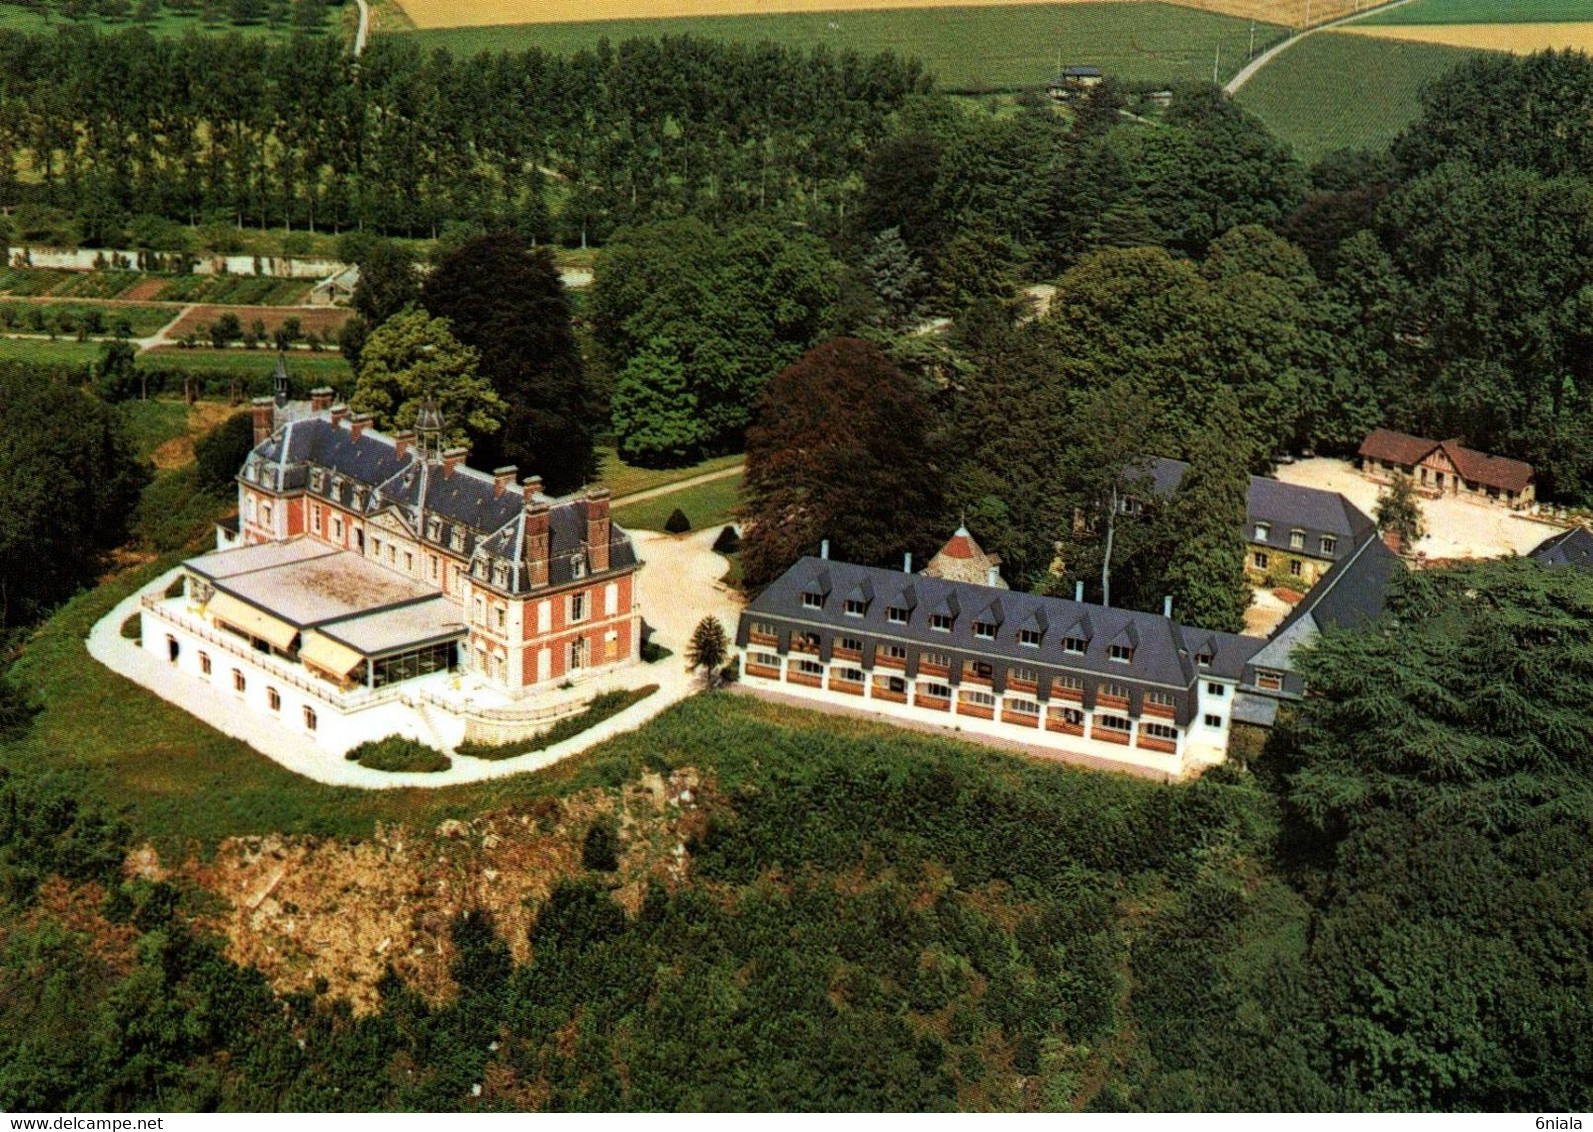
[736,550,1265,779]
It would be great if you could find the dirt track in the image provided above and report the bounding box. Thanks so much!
[1339,21,1593,51]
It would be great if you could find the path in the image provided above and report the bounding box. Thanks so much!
[1223,0,1422,94]
[86,528,742,789]
[611,462,744,508]
[137,303,198,351]
[353,0,370,54]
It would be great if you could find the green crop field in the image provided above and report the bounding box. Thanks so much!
[1236,30,1489,163]
[395,2,1289,91]
[1357,0,1592,24]
[0,300,173,337]
[0,1,337,38]
[0,336,104,366]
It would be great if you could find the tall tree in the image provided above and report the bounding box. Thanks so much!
[1373,472,1424,551]
[350,308,502,450]
[1159,393,1255,631]
[420,233,595,494]
[351,239,420,326]
[741,338,945,592]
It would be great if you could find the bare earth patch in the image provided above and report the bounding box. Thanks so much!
[150,400,243,470]
[1339,21,1593,52]
[167,305,350,341]
[121,278,170,302]
[160,771,710,1013]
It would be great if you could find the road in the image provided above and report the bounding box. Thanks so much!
[1223,0,1423,95]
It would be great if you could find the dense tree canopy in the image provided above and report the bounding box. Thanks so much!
[350,308,502,450]
[420,233,595,494]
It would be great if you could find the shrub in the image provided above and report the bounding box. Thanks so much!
[581,817,621,872]
[712,524,741,554]
[119,613,142,640]
[344,734,451,773]
[664,507,691,534]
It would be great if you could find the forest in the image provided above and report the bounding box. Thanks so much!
[1,32,1592,1114]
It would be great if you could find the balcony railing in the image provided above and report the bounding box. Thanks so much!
[1136,735,1177,754]
[1046,713,1084,736]
[1001,708,1041,728]
[1091,723,1131,746]
[745,662,781,679]
[1142,701,1177,720]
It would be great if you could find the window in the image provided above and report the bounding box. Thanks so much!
[570,593,588,622]
[1063,635,1087,654]
[311,469,324,492]
[751,651,781,669]
[261,503,273,526]
[352,487,366,509]
[802,592,823,609]
[919,682,952,700]
[1011,666,1038,685]
[1143,722,1178,742]
[571,556,586,580]
[372,537,382,557]
[312,508,322,535]
[837,667,865,684]
[427,517,442,541]
[921,652,951,670]
[1320,535,1338,555]
[1019,628,1041,647]
[887,606,909,624]
[232,669,246,693]
[1096,714,1131,733]
[839,637,863,653]
[750,621,777,639]
[199,652,211,677]
[605,584,619,617]
[1206,681,1227,697]
[429,555,439,581]
[1053,706,1084,726]
[843,599,867,617]
[1147,690,1175,708]
[1289,529,1305,551]
[1007,697,1040,716]
[332,517,344,541]
[496,607,506,631]
[1195,649,1214,667]
[1204,713,1223,728]
[959,689,995,707]
[387,545,397,565]
[973,619,997,640]
[1257,670,1284,692]
[267,687,281,712]
[492,563,508,588]
[1252,552,1269,570]
[1254,523,1270,542]
[405,552,414,573]
[885,644,908,660]
[450,529,464,552]
[1101,682,1129,701]
[797,659,824,676]
[965,660,994,680]
[1108,643,1134,663]
[1289,559,1303,577]
[303,706,317,731]
[1053,675,1083,695]
[929,613,953,632]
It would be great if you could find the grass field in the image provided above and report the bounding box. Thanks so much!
[0,336,104,366]
[0,300,172,337]
[595,447,743,498]
[397,3,1289,91]
[613,470,742,532]
[119,399,195,463]
[1236,30,1487,162]
[1357,0,1592,23]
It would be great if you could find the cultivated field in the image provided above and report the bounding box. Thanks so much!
[1356,0,1592,24]
[1340,22,1593,51]
[399,2,1290,91]
[166,304,351,341]
[1235,29,1486,161]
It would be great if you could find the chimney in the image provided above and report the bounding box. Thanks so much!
[442,446,468,477]
[820,538,830,560]
[493,465,518,499]
[1074,581,1084,602]
[903,551,913,573]
[987,565,1001,587]
[394,431,415,460]
[310,386,334,412]
[250,396,274,445]
[350,412,372,440]
[330,403,349,427]
[586,487,611,573]
[524,490,550,587]
[1163,595,1173,619]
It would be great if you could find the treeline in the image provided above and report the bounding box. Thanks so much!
[0,26,927,243]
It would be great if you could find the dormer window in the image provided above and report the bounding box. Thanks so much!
[310,468,324,492]
[427,517,441,541]
[843,599,867,617]
[450,529,464,552]
[492,563,508,588]
[471,560,485,579]
[1109,643,1134,663]
[1254,522,1270,542]
[802,592,823,609]
[1289,529,1305,551]
[973,619,997,640]
[1320,535,1337,555]
[572,555,586,580]
[1063,635,1087,654]
[929,613,953,632]
[1196,649,1214,667]
[352,487,366,509]
[887,606,908,624]
[1019,628,1041,647]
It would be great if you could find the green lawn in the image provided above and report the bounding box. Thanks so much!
[0,3,336,38]
[0,336,104,366]
[595,447,743,499]
[394,2,1289,91]
[1236,30,1490,162]
[613,470,742,532]
[1357,0,1591,23]
[119,399,193,463]
[141,347,352,381]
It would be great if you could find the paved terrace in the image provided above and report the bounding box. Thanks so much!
[88,528,742,789]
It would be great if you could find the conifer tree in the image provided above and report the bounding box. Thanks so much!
[686,616,728,681]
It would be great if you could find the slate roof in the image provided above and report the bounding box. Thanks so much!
[747,557,1262,688]
[1130,457,1372,562]
[242,413,637,595]
[1529,526,1593,570]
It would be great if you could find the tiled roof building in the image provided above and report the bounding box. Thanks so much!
[1357,428,1535,507]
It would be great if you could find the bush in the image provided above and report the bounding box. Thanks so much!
[119,613,142,640]
[344,734,451,773]
[712,524,741,554]
[664,507,691,534]
[581,817,621,872]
